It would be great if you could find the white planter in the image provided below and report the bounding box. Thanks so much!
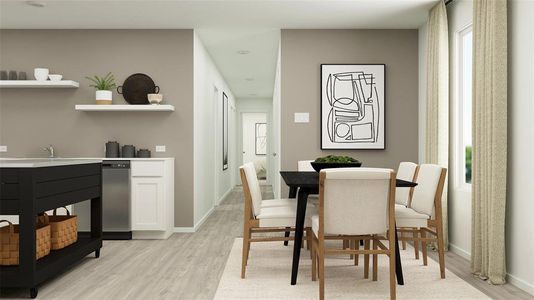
[96,90,112,105]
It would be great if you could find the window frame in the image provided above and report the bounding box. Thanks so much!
[454,24,473,191]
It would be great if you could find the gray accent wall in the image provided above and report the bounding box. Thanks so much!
[0,30,194,227]
[280,29,419,194]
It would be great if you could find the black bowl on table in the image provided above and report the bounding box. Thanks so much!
[310,161,362,172]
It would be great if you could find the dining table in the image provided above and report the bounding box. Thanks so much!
[279,170,418,286]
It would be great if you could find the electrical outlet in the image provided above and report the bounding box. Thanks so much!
[0,145,7,152]
[156,145,166,152]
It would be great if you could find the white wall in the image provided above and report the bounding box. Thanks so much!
[236,98,272,183]
[193,32,237,228]
[447,0,473,260]
[271,43,282,198]
[507,0,534,294]
[242,113,268,176]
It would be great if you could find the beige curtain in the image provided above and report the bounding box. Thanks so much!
[425,0,449,248]
[471,0,508,284]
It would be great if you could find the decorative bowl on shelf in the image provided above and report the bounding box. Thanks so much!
[148,93,163,105]
[48,74,63,81]
[310,155,362,172]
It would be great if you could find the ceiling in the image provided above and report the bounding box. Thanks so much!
[0,0,438,98]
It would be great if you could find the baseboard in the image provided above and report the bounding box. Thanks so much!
[449,243,471,260]
[193,206,215,231]
[217,188,233,205]
[173,227,195,233]
[507,273,534,296]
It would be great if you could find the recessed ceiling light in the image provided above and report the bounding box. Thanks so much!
[237,50,250,55]
[26,1,46,7]
[245,78,254,81]
[248,93,258,96]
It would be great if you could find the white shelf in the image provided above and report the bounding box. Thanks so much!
[0,80,79,88]
[75,104,175,112]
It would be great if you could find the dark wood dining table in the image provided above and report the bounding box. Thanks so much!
[279,171,417,286]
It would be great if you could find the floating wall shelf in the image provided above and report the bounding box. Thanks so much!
[0,80,80,88]
[75,104,175,112]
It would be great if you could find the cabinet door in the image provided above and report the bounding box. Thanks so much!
[131,177,165,230]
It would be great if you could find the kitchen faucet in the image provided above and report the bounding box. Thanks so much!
[42,144,55,158]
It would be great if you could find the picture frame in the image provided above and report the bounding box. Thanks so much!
[320,64,386,150]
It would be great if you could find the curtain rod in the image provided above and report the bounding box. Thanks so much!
[445,0,455,5]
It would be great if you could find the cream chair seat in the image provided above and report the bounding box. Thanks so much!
[240,162,315,279]
[310,168,398,300]
[395,164,447,278]
[261,198,314,208]
[257,205,316,228]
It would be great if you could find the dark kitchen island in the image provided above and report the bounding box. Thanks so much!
[0,159,103,298]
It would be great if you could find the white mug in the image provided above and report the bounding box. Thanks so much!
[34,68,49,81]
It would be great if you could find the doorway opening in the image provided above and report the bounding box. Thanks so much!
[241,112,268,183]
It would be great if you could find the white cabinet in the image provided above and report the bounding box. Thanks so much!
[131,177,165,230]
[130,159,174,239]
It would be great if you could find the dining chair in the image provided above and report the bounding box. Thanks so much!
[240,163,317,278]
[395,164,447,278]
[310,168,397,300]
[395,162,419,251]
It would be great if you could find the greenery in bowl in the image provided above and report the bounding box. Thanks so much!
[314,155,360,163]
[86,72,116,90]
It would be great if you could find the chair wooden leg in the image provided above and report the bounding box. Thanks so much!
[311,236,317,281]
[354,239,359,266]
[306,228,313,259]
[421,229,428,266]
[364,239,370,279]
[436,224,446,279]
[372,237,378,281]
[401,231,406,250]
[350,240,355,260]
[319,239,325,300]
[413,229,420,259]
[389,235,397,300]
[241,228,251,278]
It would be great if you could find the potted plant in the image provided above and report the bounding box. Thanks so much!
[310,155,362,172]
[86,72,116,105]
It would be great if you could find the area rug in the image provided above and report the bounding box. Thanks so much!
[214,238,489,299]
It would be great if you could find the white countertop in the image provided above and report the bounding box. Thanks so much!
[0,158,102,168]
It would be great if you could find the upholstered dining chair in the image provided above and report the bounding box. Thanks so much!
[310,168,397,300]
[395,162,419,251]
[240,163,317,278]
[395,164,447,278]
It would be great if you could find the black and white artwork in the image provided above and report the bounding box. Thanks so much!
[321,64,385,149]
[222,92,229,170]
[255,123,267,155]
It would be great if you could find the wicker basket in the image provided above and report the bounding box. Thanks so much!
[43,207,78,250]
[0,219,51,266]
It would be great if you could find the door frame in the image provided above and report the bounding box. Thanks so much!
[237,110,272,185]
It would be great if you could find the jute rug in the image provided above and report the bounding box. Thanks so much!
[214,238,489,299]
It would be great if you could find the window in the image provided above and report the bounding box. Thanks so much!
[456,26,473,186]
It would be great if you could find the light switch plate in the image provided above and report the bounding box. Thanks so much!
[0,145,7,152]
[294,112,310,123]
[155,145,166,152]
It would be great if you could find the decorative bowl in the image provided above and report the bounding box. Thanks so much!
[147,93,163,105]
[48,74,63,81]
[34,68,49,81]
[310,161,362,172]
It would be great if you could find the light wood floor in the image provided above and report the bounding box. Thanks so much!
[1,186,532,299]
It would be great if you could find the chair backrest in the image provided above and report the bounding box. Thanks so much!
[410,164,447,217]
[395,162,418,206]
[319,168,395,236]
[297,160,315,172]
[239,163,263,217]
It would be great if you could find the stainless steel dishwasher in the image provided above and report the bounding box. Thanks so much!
[76,160,132,239]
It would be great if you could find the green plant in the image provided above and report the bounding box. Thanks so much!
[86,72,116,90]
[465,145,472,183]
[314,155,360,163]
